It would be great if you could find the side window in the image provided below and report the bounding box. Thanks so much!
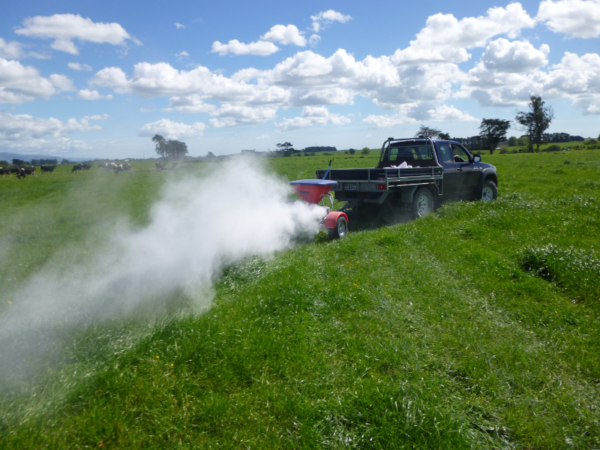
[451,144,470,162]
[438,144,454,163]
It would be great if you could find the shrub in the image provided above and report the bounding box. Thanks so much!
[544,144,562,152]
[499,149,509,154]
[361,147,370,155]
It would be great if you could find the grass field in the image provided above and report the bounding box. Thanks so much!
[1,150,599,449]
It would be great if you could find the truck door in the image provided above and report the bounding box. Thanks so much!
[450,143,480,197]
[436,142,461,197]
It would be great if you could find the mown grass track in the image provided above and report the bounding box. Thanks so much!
[0,151,599,448]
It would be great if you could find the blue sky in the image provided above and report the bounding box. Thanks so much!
[1,0,599,158]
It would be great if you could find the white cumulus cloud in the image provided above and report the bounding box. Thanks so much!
[91,62,290,105]
[166,94,217,113]
[481,39,549,73]
[311,10,352,32]
[77,89,112,100]
[537,0,600,38]
[0,111,105,152]
[211,40,279,56]
[392,3,536,65]
[15,14,135,55]
[0,57,57,104]
[0,38,24,59]
[49,74,75,91]
[275,106,350,131]
[139,118,207,139]
[363,104,477,128]
[209,104,277,127]
[261,25,307,46]
[68,62,92,71]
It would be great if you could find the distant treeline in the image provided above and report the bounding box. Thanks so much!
[303,146,337,153]
[453,132,584,151]
[10,158,59,166]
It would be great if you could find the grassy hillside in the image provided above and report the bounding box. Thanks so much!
[1,151,599,449]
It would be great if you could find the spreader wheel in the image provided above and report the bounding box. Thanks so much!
[328,216,348,239]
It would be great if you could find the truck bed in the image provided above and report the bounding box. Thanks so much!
[316,166,443,183]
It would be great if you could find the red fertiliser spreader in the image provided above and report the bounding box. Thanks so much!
[289,179,349,239]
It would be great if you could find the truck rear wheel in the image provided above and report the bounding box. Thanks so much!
[328,216,348,239]
[412,187,433,219]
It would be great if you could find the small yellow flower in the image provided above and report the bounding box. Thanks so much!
[171,364,174,367]
[7,301,12,305]
[156,356,160,359]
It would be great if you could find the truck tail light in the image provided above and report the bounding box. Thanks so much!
[377,184,387,190]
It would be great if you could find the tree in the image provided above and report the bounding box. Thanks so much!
[508,136,518,146]
[361,147,370,155]
[348,148,356,155]
[276,142,294,156]
[438,132,450,140]
[12,158,26,166]
[168,139,188,159]
[415,125,442,138]
[152,134,188,159]
[479,118,511,154]
[152,134,168,159]
[515,95,554,153]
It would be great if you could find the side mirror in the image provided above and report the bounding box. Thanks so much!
[473,155,481,163]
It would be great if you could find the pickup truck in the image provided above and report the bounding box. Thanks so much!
[316,137,498,218]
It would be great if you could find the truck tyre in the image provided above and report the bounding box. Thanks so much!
[412,187,434,219]
[480,180,497,202]
[328,216,348,239]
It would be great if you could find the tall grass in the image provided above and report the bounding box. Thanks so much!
[1,151,599,449]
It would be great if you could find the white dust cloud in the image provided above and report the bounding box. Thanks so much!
[0,158,326,378]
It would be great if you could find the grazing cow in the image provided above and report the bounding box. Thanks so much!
[23,166,37,177]
[72,163,84,172]
[156,161,166,171]
[123,163,131,171]
[41,164,56,174]
[16,167,28,179]
[113,164,124,174]
[0,167,10,177]
[83,162,92,170]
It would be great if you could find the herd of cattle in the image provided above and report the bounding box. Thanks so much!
[0,160,185,179]
[0,161,133,178]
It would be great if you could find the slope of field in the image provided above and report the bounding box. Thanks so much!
[1,151,599,449]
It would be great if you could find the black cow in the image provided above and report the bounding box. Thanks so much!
[72,163,85,172]
[41,164,56,174]
[156,161,166,171]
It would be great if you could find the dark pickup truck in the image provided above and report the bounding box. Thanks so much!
[316,137,498,218]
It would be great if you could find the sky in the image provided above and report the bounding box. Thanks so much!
[1,0,599,159]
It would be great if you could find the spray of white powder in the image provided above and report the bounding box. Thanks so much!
[0,158,327,379]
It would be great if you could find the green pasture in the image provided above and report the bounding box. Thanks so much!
[0,150,599,449]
